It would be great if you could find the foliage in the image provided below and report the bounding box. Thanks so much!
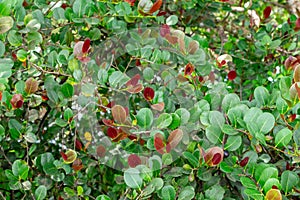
[0,0,300,199]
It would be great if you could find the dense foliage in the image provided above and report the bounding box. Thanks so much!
[0,0,300,199]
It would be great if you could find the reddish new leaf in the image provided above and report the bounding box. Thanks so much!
[204,147,224,167]
[127,83,144,94]
[263,6,272,19]
[166,129,183,152]
[126,74,141,87]
[149,0,162,14]
[10,94,24,109]
[0,91,2,101]
[160,24,170,37]
[72,158,83,171]
[82,38,90,53]
[107,127,118,139]
[124,0,136,6]
[295,18,300,31]
[102,119,114,126]
[143,87,155,101]
[96,145,106,158]
[151,102,165,111]
[128,154,141,168]
[111,105,127,123]
[154,133,165,154]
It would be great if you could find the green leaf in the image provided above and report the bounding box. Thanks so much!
[61,83,74,98]
[208,111,225,129]
[182,151,198,168]
[256,113,275,134]
[244,107,262,124]
[108,71,129,88]
[222,124,239,135]
[64,108,73,122]
[149,178,164,190]
[0,58,13,79]
[175,108,190,125]
[0,16,13,34]
[0,41,5,57]
[136,108,153,129]
[221,93,240,113]
[178,186,195,200]
[124,168,143,189]
[0,124,4,142]
[240,176,257,190]
[275,128,292,148]
[143,67,154,81]
[7,30,22,46]
[12,160,29,180]
[276,96,288,114]
[224,135,242,151]
[98,69,108,84]
[262,178,281,193]
[156,113,172,129]
[166,15,178,26]
[95,195,111,200]
[254,86,270,107]
[257,167,278,187]
[205,184,225,200]
[206,125,222,144]
[281,171,299,194]
[73,0,87,18]
[244,188,263,200]
[161,185,176,200]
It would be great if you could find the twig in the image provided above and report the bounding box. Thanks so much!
[0,146,12,166]
[30,62,71,77]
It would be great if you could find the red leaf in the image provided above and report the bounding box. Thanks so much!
[60,151,68,161]
[0,91,2,101]
[96,145,106,157]
[263,6,272,19]
[160,24,170,37]
[82,38,91,53]
[184,63,194,76]
[128,134,137,141]
[143,87,155,101]
[212,153,222,165]
[228,70,237,80]
[61,3,68,9]
[102,119,114,126]
[128,154,141,168]
[240,157,249,167]
[154,133,165,154]
[107,127,118,139]
[149,0,162,14]
[75,139,83,151]
[126,74,141,87]
[166,129,183,152]
[111,105,127,123]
